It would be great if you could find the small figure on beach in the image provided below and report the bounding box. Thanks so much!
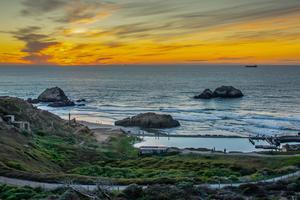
[224,148,227,154]
[211,147,216,153]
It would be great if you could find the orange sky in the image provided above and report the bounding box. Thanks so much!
[0,0,300,65]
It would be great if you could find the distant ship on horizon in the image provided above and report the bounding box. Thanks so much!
[245,65,258,68]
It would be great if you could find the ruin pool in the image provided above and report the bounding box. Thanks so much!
[134,136,270,153]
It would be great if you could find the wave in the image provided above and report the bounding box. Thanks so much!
[175,115,221,122]
[244,115,300,123]
[39,100,300,137]
[159,107,232,113]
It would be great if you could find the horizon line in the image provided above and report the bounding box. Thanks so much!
[0,63,299,67]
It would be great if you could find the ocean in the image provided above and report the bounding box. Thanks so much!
[1,65,300,138]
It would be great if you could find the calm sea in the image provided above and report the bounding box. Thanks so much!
[1,65,300,137]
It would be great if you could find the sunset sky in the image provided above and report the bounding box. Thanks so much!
[0,0,300,65]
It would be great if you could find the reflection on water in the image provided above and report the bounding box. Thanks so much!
[134,136,270,152]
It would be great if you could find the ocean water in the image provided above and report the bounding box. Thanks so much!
[1,65,300,137]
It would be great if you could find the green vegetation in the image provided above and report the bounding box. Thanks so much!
[0,184,61,200]
[0,97,300,186]
[1,125,300,184]
[1,177,300,200]
[69,153,300,184]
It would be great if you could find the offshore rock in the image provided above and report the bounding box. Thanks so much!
[115,112,180,128]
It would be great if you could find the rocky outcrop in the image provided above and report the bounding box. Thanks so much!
[0,96,92,136]
[38,87,69,102]
[27,87,76,107]
[194,86,243,99]
[48,100,75,107]
[213,86,243,98]
[115,112,180,128]
[194,89,213,99]
[0,96,70,133]
[76,99,86,103]
[27,98,40,104]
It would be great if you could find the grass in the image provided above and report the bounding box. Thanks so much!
[1,128,300,185]
[0,184,62,200]
[1,177,300,200]
[68,153,300,184]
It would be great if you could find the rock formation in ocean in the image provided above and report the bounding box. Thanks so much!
[38,87,69,102]
[212,86,244,98]
[48,100,75,107]
[27,98,40,104]
[194,89,213,99]
[27,87,75,107]
[194,86,243,99]
[115,112,180,128]
[76,99,86,103]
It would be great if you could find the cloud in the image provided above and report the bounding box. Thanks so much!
[20,0,300,40]
[21,0,115,24]
[22,54,54,64]
[225,30,300,42]
[280,59,300,62]
[119,1,181,17]
[108,0,300,39]
[96,57,112,62]
[21,0,66,16]
[52,0,116,24]
[173,1,300,31]
[109,22,182,40]
[215,56,254,61]
[11,26,59,64]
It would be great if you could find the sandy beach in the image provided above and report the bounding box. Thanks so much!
[79,120,125,143]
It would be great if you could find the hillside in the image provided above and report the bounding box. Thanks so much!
[0,97,101,175]
[0,96,138,183]
[0,96,76,135]
[0,96,300,189]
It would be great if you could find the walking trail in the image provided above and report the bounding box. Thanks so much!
[0,171,299,191]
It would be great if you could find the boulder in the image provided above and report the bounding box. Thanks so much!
[194,89,213,99]
[115,112,180,128]
[27,98,40,104]
[38,87,69,102]
[48,100,75,107]
[213,86,243,98]
[194,86,243,99]
[36,87,75,107]
[76,99,86,103]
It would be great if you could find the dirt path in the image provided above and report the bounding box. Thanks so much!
[0,171,299,191]
[92,127,123,143]
[78,121,125,143]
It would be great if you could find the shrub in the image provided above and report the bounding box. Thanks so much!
[239,184,267,197]
[35,131,46,136]
[122,184,143,199]
[287,183,298,191]
[143,185,183,200]
[5,161,26,171]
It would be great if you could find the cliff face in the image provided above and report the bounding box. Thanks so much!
[0,96,72,135]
